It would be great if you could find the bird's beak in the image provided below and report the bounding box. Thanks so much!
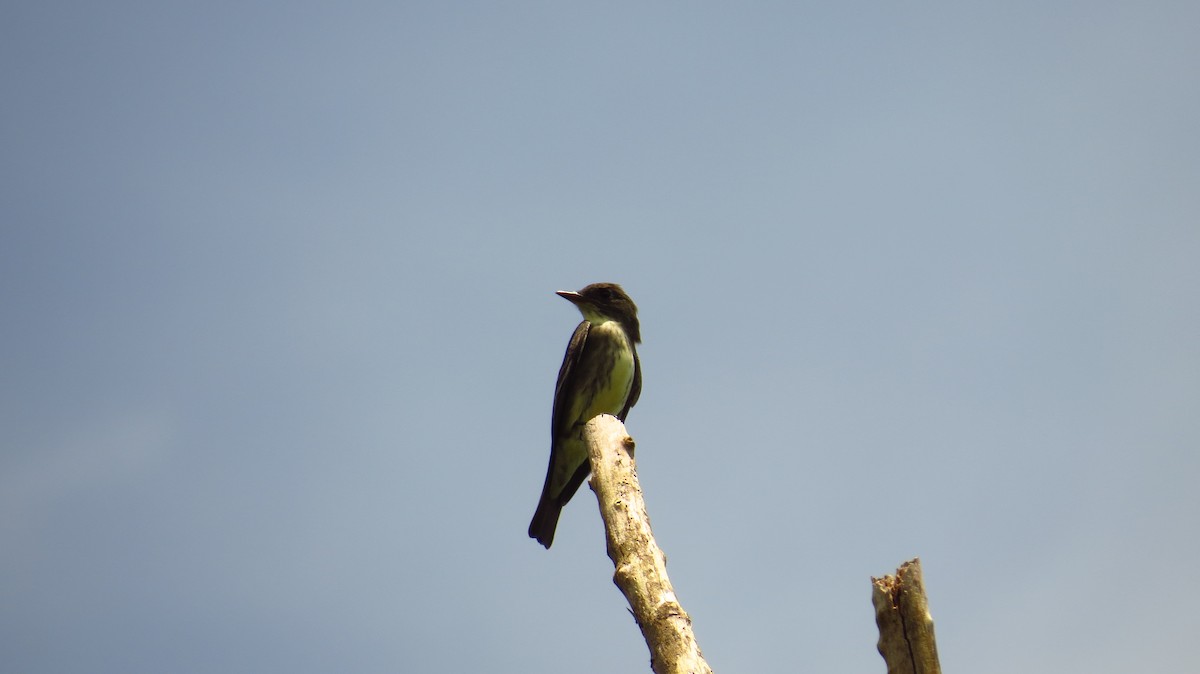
[556,290,584,304]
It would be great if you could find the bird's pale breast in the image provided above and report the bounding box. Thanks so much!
[570,320,635,424]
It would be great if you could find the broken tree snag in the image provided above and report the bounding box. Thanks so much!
[872,558,942,674]
[584,415,713,674]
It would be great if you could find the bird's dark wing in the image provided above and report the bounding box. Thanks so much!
[551,320,590,440]
[529,321,591,548]
[618,342,641,421]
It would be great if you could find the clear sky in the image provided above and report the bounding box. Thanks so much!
[3,3,1198,673]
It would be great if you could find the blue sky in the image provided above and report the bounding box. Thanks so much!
[2,2,1198,672]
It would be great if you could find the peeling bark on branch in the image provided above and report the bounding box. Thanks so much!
[584,415,713,674]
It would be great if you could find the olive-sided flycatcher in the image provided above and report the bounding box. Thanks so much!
[528,283,642,548]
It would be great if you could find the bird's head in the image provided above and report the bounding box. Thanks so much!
[556,282,641,343]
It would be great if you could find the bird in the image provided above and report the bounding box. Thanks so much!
[528,282,642,548]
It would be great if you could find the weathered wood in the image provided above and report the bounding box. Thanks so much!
[872,558,941,674]
[584,415,713,674]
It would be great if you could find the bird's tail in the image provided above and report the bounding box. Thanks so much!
[528,496,562,549]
